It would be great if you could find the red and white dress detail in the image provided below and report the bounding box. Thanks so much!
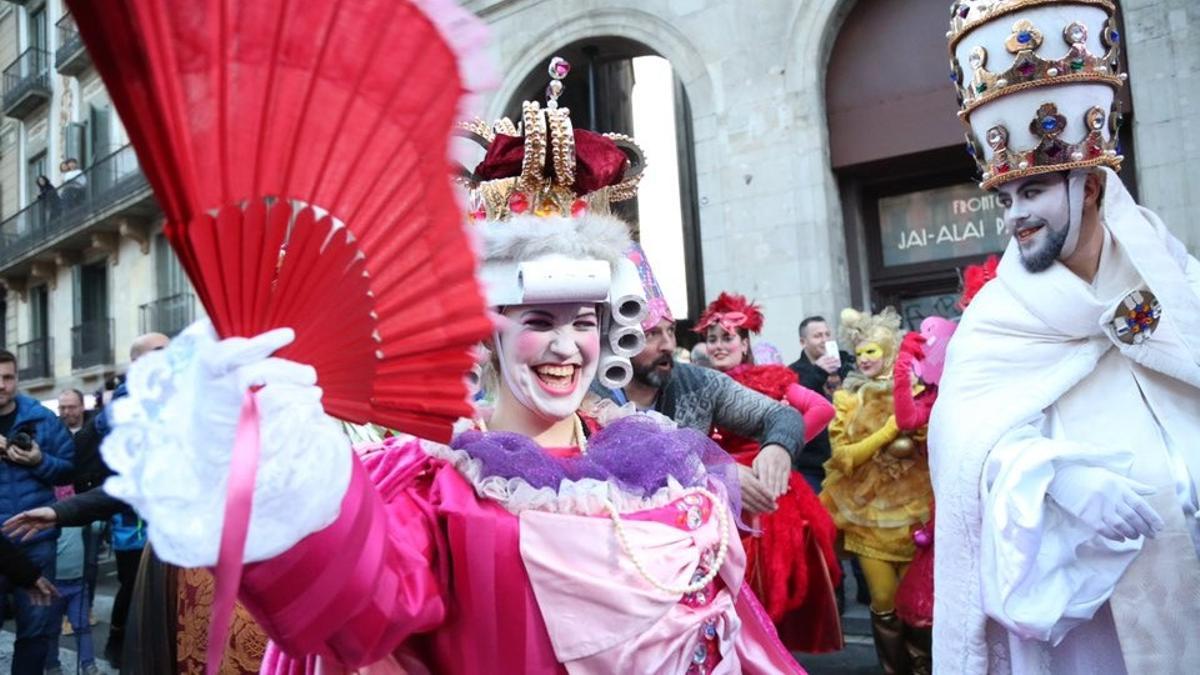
[711,363,843,653]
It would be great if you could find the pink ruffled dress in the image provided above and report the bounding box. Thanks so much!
[240,417,806,674]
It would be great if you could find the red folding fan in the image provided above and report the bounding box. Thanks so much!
[67,0,494,442]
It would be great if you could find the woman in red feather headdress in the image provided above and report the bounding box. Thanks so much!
[696,293,844,653]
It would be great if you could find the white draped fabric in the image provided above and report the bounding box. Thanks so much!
[929,169,1200,675]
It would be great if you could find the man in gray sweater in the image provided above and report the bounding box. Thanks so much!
[589,317,804,514]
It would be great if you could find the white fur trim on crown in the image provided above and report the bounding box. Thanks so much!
[476,212,633,267]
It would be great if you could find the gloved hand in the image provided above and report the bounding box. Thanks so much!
[190,324,318,462]
[1047,464,1165,542]
[898,331,926,361]
[101,320,352,567]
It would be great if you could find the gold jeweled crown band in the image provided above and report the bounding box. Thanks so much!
[947,0,1115,49]
[948,0,1127,188]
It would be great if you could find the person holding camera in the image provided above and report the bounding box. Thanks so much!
[0,349,76,674]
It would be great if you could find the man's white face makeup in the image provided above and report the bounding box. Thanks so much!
[996,173,1082,273]
[495,303,601,421]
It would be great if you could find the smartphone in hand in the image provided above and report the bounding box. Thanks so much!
[824,340,840,364]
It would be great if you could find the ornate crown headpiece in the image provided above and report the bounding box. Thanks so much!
[455,57,646,221]
[458,58,651,390]
[948,0,1126,188]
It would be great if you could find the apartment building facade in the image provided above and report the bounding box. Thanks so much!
[0,0,193,402]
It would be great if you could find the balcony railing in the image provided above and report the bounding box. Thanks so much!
[16,336,51,380]
[2,48,51,118]
[55,14,90,76]
[140,292,195,337]
[0,144,150,272]
[71,318,114,371]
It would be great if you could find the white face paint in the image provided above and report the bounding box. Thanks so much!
[495,303,601,421]
[996,173,1084,273]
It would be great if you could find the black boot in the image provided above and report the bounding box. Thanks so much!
[904,623,932,675]
[105,627,124,669]
[870,609,911,675]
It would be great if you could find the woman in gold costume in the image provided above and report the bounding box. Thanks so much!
[820,307,932,675]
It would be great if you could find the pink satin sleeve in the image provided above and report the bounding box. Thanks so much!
[783,383,835,444]
[239,439,447,668]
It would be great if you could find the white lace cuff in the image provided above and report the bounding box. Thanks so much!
[100,322,352,567]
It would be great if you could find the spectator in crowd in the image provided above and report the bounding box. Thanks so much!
[44,524,100,675]
[0,536,56,606]
[96,333,167,668]
[64,385,108,628]
[57,389,88,436]
[6,332,269,674]
[6,335,166,670]
[672,346,692,364]
[106,511,145,667]
[35,176,60,226]
[788,316,869,611]
[788,316,856,490]
[690,342,712,368]
[751,340,784,365]
[59,159,87,208]
[0,349,75,673]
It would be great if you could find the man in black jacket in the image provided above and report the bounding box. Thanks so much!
[787,316,855,491]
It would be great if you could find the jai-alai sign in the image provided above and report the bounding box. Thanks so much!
[878,183,1008,267]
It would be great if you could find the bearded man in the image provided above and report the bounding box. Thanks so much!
[587,250,805,515]
[931,2,1200,674]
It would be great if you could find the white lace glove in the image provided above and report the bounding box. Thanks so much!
[1047,464,1165,542]
[101,319,352,567]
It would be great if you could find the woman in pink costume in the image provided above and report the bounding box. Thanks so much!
[696,293,842,653]
[96,68,803,674]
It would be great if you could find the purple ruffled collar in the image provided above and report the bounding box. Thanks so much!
[450,415,741,511]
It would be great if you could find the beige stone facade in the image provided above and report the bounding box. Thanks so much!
[0,0,189,403]
[0,0,1195,401]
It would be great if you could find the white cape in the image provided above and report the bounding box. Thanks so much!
[928,168,1200,674]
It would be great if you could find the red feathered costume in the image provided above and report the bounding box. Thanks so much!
[893,256,999,629]
[699,293,844,653]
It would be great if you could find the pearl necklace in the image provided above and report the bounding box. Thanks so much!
[476,413,588,455]
[604,486,730,596]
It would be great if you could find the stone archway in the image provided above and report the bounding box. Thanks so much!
[483,8,715,125]
[478,8,716,321]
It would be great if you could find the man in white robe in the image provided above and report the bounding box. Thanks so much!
[932,2,1200,673]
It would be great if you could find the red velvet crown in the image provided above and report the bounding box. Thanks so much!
[455,57,645,221]
[474,129,630,197]
[695,292,764,334]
